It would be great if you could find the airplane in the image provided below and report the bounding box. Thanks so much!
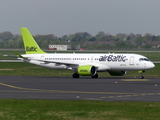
[7,27,155,79]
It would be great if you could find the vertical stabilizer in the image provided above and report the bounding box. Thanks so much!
[20,27,46,54]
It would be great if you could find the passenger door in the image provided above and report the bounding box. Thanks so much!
[129,56,134,65]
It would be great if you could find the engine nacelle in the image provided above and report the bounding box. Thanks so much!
[78,65,97,76]
[108,71,127,76]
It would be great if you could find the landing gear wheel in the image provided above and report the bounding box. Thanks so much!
[72,73,79,78]
[92,74,98,78]
[138,70,145,79]
[139,75,144,79]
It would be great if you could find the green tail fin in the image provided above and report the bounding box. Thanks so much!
[20,27,46,54]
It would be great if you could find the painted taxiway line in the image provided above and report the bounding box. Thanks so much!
[0,82,141,95]
[121,79,150,81]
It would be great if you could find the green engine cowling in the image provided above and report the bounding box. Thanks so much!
[108,71,127,76]
[78,65,97,76]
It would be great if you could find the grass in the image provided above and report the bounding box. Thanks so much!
[0,62,159,77]
[0,99,160,120]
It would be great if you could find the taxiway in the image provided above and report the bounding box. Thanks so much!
[0,76,159,101]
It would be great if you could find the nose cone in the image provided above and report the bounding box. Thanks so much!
[149,62,155,69]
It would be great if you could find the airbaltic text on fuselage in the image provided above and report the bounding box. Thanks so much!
[99,55,127,62]
[26,46,37,52]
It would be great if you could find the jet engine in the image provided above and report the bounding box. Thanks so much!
[78,65,97,76]
[108,71,127,76]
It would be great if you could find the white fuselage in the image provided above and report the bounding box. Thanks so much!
[21,53,155,72]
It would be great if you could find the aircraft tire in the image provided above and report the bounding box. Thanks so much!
[72,73,79,78]
[139,76,144,79]
[92,74,98,78]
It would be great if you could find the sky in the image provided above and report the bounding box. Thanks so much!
[0,0,160,37]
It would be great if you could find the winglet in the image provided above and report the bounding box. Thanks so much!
[20,27,46,54]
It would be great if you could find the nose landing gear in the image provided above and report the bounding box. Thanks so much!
[138,70,145,79]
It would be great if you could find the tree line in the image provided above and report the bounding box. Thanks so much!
[0,31,160,50]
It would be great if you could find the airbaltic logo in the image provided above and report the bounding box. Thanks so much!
[80,69,88,72]
[99,55,127,62]
[26,46,37,52]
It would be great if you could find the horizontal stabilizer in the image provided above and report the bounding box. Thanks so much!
[14,51,24,58]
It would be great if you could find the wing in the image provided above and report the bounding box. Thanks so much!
[29,58,110,71]
[3,55,18,58]
[36,59,79,67]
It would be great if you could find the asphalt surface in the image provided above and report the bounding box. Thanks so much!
[0,76,160,101]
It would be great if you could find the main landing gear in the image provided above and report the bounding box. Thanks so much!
[72,73,79,78]
[92,73,98,78]
[138,70,145,79]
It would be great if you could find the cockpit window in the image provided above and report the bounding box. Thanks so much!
[139,58,150,61]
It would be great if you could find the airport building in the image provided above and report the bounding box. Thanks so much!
[49,45,67,50]
[49,45,80,50]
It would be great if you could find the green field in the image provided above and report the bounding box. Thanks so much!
[0,99,160,120]
[0,50,160,120]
